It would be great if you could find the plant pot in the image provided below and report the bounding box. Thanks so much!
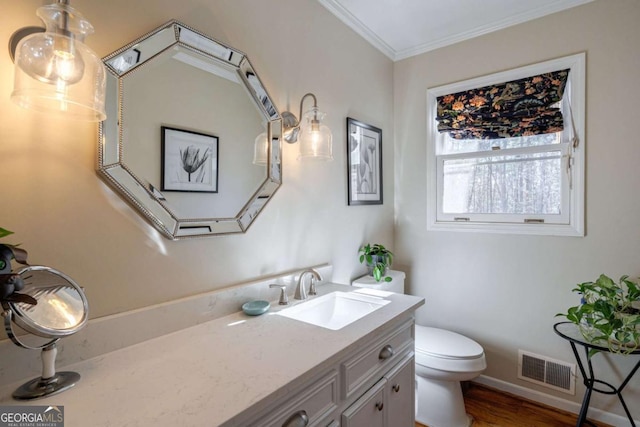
[366,255,388,277]
[578,313,640,353]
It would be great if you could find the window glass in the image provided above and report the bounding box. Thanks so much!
[442,148,563,215]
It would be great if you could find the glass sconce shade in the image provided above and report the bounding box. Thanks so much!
[282,93,333,161]
[298,107,333,161]
[10,1,106,121]
[253,132,268,165]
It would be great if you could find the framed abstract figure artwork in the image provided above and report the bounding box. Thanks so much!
[161,126,219,193]
[347,118,383,205]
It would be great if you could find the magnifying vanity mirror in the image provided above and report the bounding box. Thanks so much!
[1,265,89,400]
[98,20,282,239]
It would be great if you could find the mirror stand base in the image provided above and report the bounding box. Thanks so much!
[12,371,80,400]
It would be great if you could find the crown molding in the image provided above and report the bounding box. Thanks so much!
[316,0,396,60]
[318,0,595,62]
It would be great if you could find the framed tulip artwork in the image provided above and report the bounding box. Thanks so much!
[347,118,383,205]
[161,126,219,193]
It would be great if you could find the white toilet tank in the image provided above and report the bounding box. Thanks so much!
[352,269,405,294]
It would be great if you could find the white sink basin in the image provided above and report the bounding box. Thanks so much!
[276,291,391,330]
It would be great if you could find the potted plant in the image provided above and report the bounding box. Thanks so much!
[358,243,394,283]
[557,274,640,355]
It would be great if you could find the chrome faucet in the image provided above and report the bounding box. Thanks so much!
[294,269,323,300]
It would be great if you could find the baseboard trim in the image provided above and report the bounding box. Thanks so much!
[473,375,638,426]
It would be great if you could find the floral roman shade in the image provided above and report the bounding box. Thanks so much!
[436,69,570,140]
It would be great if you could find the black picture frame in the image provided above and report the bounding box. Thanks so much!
[161,126,218,193]
[347,118,383,205]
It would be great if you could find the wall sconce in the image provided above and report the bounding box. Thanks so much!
[282,93,333,161]
[8,0,106,122]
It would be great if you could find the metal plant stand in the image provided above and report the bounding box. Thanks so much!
[554,322,640,427]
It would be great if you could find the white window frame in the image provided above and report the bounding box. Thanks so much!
[426,53,585,236]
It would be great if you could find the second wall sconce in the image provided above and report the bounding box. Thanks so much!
[282,93,333,161]
[9,0,106,122]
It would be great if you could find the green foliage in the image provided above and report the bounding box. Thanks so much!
[557,274,640,355]
[0,227,14,271]
[0,228,13,240]
[358,243,394,283]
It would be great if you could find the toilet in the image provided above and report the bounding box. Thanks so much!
[352,270,487,427]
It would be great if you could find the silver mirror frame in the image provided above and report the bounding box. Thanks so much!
[98,20,282,240]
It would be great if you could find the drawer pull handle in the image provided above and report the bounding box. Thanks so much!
[378,344,394,360]
[282,410,309,427]
[375,402,384,411]
[392,384,400,393]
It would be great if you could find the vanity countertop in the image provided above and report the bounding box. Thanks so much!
[0,283,424,426]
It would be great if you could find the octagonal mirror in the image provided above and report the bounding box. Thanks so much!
[98,20,282,239]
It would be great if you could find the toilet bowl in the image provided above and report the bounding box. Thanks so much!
[414,325,486,427]
[352,270,486,427]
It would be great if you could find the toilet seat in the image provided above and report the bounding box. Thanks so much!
[415,326,486,373]
[415,326,484,358]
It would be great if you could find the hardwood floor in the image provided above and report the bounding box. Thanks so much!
[415,383,612,427]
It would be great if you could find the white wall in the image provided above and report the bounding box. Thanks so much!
[0,0,394,319]
[394,0,640,419]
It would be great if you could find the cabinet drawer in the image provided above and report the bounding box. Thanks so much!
[341,320,414,399]
[341,378,386,427]
[250,370,338,427]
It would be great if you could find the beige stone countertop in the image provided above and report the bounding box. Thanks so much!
[0,283,424,426]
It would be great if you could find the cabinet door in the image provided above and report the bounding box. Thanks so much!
[384,354,415,427]
[341,379,386,427]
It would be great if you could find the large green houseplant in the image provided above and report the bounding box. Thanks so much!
[557,274,640,355]
[358,243,394,283]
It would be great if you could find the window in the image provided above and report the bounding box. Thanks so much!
[426,53,585,236]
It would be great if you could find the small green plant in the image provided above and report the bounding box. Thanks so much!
[557,274,640,355]
[358,243,394,283]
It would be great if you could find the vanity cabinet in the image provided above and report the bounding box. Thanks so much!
[341,354,415,427]
[241,317,415,427]
[0,281,424,426]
